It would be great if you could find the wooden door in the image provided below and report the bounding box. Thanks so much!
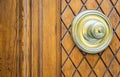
[0,0,119,77]
[60,0,120,77]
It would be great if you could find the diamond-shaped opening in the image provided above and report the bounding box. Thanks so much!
[70,47,83,67]
[65,0,71,3]
[82,0,87,3]
[116,23,120,39]
[86,54,99,67]
[62,32,75,54]
[85,0,98,10]
[103,71,111,77]
[81,7,87,11]
[97,0,102,4]
[111,0,118,4]
[69,0,83,15]
[115,0,120,14]
[78,59,91,77]
[62,58,75,77]
[61,6,74,28]
[61,21,67,38]
[101,0,113,16]
[109,9,120,29]
[116,49,120,63]
[109,58,120,77]
[110,34,120,54]
[62,74,65,77]
[61,71,65,77]
[89,71,96,77]
[73,71,81,77]
[94,59,106,77]
[68,26,72,34]
[101,47,114,66]
[61,0,67,13]
[97,8,103,12]
[62,47,68,65]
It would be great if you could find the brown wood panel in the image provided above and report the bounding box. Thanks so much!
[19,0,61,77]
[31,0,39,76]
[61,0,120,77]
[0,0,19,77]
[42,0,60,77]
[19,0,31,77]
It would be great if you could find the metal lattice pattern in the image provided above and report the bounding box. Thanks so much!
[61,0,120,77]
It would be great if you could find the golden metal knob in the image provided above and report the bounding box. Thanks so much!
[72,10,113,54]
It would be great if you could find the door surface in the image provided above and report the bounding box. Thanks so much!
[0,0,18,77]
[61,0,120,77]
[0,0,119,77]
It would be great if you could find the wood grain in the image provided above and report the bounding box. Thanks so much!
[0,0,18,77]
[42,0,60,77]
[0,0,119,77]
[19,0,61,77]
[19,0,60,77]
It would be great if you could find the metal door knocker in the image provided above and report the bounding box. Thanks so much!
[72,10,113,54]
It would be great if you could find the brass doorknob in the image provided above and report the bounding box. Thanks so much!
[72,10,113,54]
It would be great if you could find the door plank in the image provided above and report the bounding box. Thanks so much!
[42,0,60,77]
[0,0,18,77]
[19,0,61,77]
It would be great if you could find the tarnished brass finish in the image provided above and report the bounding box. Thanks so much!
[72,10,113,54]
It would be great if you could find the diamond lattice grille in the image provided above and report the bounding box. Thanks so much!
[61,0,120,77]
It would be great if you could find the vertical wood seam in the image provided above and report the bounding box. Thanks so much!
[39,0,43,77]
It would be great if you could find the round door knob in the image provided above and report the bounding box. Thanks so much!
[72,10,113,54]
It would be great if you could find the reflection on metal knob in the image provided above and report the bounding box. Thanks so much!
[90,21,106,39]
[72,10,113,54]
